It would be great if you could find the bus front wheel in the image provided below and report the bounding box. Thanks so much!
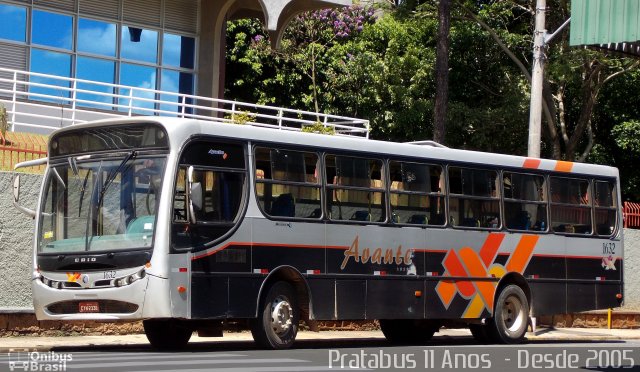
[488,284,529,344]
[251,281,299,349]
[143,319,192,350]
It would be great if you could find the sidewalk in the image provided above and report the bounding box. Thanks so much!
[2,327,640,352]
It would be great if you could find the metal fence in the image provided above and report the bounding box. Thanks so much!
[0,131,47,171]
[624,201,640,229]
[0,67,369,137]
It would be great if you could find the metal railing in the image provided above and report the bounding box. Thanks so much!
[0,131,47,171]
[624,201,640,229]
[0,67,369,137]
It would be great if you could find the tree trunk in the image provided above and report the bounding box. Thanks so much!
[433,0,451,144]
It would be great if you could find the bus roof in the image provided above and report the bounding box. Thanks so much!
[51,117,619,179]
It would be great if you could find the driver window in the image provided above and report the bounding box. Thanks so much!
[171,139,247,250]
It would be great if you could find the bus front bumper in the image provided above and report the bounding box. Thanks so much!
[32,274,171,321]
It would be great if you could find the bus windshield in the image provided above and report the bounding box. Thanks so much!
[38,155,166,254]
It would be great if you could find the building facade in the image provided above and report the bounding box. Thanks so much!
[0,0,350,133]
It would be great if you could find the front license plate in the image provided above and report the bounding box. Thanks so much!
[78,301,99,313]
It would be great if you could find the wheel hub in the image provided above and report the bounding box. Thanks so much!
[502,295,524,333]
[270,297,293,335]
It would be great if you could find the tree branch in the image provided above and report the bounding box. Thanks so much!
[555,84,570,144]
[602,60,640,85]
[457,1,558,155]
[469,80,503,96]
[577,119,594,162]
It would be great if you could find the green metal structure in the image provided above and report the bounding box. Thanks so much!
[570,0,640,56]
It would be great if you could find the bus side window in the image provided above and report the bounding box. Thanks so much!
[550,177,592,234]
[326,154,385,223]
[448,167,500,229]
[173,168,187,222]
[254,147,321,219]
[389,161,445,226]
[171,140,246,250]
[503,172,548,232]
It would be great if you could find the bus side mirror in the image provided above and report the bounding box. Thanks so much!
[13,174,36,219]
[12,157,47,219]
[186,166,203,224]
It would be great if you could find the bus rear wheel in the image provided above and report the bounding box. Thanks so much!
[379,319,437,345]
[143,319,192,350]
[487,284,529,344]
[251,281,299,349]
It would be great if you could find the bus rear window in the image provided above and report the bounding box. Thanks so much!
[594,180,617,236]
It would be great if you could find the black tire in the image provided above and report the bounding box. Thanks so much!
[487,285,529,344]
[143,319,192,351]
[469,323,491,344]
[379,319,438,345]
[251,281,299,349]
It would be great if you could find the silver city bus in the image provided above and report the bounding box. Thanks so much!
[14,117,623,349]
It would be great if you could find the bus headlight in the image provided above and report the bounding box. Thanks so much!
[114,268,146,287]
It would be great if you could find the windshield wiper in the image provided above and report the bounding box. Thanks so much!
[96,151,137,211]
[78,170,91,217]
[86,151,137,251]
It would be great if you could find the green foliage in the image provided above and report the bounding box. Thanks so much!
[0,103,8,141]
[588,120,640,201]
[225,1,640,198]
[224,110,254,125]
[301,122,336,135]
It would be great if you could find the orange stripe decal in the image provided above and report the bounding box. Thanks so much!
[522,158,541,169]
[505,235,539,273]
[443,252,476,297]
[554,161,574,172]
[436,280,457,308]
[459,248,497,311]
[479,233,505,267]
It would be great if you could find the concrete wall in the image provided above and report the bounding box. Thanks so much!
[0,171,41,310]
[0,169,639,312]
[623,228,640,310]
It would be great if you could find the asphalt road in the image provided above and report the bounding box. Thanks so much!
[2,337,640,372]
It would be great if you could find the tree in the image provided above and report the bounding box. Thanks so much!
[225,7,375,115]
[457,0,639,161]
[225,0,639,168]
[433,0,451,144]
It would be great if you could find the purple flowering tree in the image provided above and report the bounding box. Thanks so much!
[251,6,375,115]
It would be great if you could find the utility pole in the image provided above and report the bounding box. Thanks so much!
[527,0,546,158]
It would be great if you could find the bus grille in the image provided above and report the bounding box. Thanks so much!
[47,300,139,314]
